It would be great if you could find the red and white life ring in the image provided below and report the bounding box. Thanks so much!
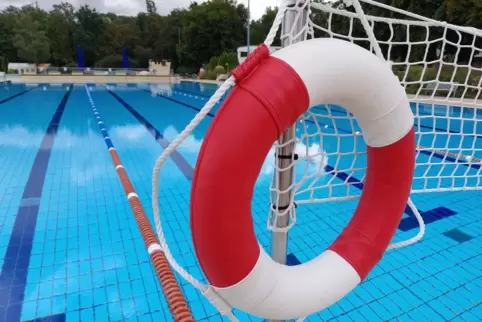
[190,38,415,320]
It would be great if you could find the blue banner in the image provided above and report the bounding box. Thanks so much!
[77,46,85,68]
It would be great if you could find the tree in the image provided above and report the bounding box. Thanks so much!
[12,14,50,63]
[180,0,248,67]
[95,55,138,68]
[250,7,280,46]
[146,0,157,14]
[99,22,139,58]
[166,9,187,68]
[74,5,105,66]
[47,10,74,65]
[134,46,154,68]
[0,14,16,63]
[0,0,479,71]
[136,12,172,61]
[0,56,8,72]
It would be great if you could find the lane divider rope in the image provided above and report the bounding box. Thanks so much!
[84,85,194,322]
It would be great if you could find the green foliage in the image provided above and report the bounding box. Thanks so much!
[146,0,157,14]
[218,51,238,70]
[95,55,138,68]
[214,65,226,74]
[74,5,106,66]
[179,0,248,66]
[203,51,236,78]
[208,56,219,71]
[13,14,50,63]
[250,7,280,46]
[0,56,8,72]
[134,46,154,68]
[200,70,218,80]
[393,63,481,98]
[0,0,479,77]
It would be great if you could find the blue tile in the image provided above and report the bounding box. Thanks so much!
[0,87,37,105]
[398,206,457,231]
[368,301,393,320]
[443,228,474,243]
[0,85,73,322]
[143,89,216,117]
[286,253,301,266]
[418,150,480,170]
[324,165,363,189]
[94,304,109,320]
[108,90,194,180]
[23,313,66,322]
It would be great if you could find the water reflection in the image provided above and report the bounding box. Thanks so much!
[259,142,329,179]
[110,124,150,141]
[163,125,203,153]
[0,125,97,149]
[148,84,172,97]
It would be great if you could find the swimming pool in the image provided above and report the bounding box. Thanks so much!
[0,81,480,321]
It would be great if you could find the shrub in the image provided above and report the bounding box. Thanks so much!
[218,52,238,71]
[214,65,226,75]
[95,55,138,68]
[0,56,8,72]
[208,56,219,71]
[200,70,217,80]
[176,66,199,75]
[394,63,481,98]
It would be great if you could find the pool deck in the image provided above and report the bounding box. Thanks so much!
[408,94,482,109]
[179,80,482,108]
[180,79,223,85]
[6,75,178,84]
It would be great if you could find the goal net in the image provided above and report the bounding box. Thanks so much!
[151,0,481,320]
[267,0,482,233]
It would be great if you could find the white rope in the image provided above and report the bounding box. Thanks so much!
[387,198,425,249]
[360,0,482,36]
[264,0,290,47]
[150,1,290,320]
[344,0,384,60]
[147,0,448,320]
[151,76,239,320]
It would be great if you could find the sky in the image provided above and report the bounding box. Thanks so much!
[0,0,280,19]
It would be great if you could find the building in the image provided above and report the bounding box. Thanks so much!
[7,63,36,74]
[149,60,171,76]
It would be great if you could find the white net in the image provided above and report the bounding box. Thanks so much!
[150,0,481,320]
[268,0,482,232]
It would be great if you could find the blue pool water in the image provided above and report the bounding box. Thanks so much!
[0,82,481,322]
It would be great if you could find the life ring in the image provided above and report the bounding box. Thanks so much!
[190,38,415,320]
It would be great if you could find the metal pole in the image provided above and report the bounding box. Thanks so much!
[269,0,308,270]
[247,0,251,55]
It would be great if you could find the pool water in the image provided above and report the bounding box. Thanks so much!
[0,82,480,322]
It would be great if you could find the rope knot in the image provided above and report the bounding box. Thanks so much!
[230,44,270,83]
